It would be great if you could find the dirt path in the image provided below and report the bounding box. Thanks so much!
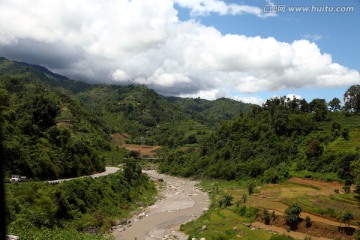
[113,170,210,240]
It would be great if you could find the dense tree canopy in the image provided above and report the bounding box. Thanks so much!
[0,71,108,180]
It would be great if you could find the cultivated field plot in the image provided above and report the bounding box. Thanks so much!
[110,133,161,157]
[121,144,161,157]
[242,178,359,227]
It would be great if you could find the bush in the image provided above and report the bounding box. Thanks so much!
[235,205,247,216]
[305,216,312,228]
[262,209,271,225]
[341,211,354,227]
[343,185,351,193]
[248,182,255,195]
[285,203,302,229]
[245,207,259,218]
[218,194,234,208]
[242,194,247,203]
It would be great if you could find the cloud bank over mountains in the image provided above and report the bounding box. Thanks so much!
[0,0,359,101]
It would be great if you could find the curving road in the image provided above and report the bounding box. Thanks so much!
[48,167,119,184]
[113,170,210,240]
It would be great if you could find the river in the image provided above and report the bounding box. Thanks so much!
[113,170,210,240]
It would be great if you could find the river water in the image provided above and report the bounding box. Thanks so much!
[113,170,210,240]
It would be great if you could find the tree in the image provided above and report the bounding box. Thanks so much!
[124,160,142,184]
[309,98,328,121]
[344,85,360,112]
[248,182,255,195]
[342,128,350,140]
[242,194,247,203]
[272,106,289,135]
[187,134,197,144]
[262,209,271,225]
[299,99,311,112]
[285,203,302,229]
[328,97,341,112]
[128,150,140,159]
[305,216,312,228]
[219,194,233,208]
[28,94,60,131]
[306,140,323,159]
[341,211,354,227]
[332,121,342,138]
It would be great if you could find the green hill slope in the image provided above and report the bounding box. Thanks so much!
[167,96,254,125]
[0,58,109,180]
[160,97,360,183]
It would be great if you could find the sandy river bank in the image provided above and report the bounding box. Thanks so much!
[113,170,210,240]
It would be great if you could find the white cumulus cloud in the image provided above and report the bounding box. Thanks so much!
[0,0,359,100]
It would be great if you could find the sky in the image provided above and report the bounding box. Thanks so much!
[0,0,359,105]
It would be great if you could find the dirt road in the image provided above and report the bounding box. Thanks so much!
[113,170,210,240]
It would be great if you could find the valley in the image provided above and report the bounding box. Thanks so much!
[1,57,360,240]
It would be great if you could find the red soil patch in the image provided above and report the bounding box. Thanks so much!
[110,133,162,157]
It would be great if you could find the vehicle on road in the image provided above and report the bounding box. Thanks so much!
[10,175,26,183]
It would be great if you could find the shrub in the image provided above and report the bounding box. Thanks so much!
[218,194,233,208]
[242,194,247,203]
[343,185,351,193]
[262,209,271,225]
[235,205,247,216]
[305,216,312,228]
[341,211,354,227]
[285,203,302,229]
[245,207,259,218]
[248,182,255,195]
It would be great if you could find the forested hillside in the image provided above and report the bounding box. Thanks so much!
[2,57,359,185]
[75,84,192,136]
[0,58,109,180]
[167,96,254,126]
[160,94,360,184]
[0,58,253,150]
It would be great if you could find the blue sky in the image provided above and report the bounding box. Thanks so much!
[175,0,360,103]
[0,0,359,105]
